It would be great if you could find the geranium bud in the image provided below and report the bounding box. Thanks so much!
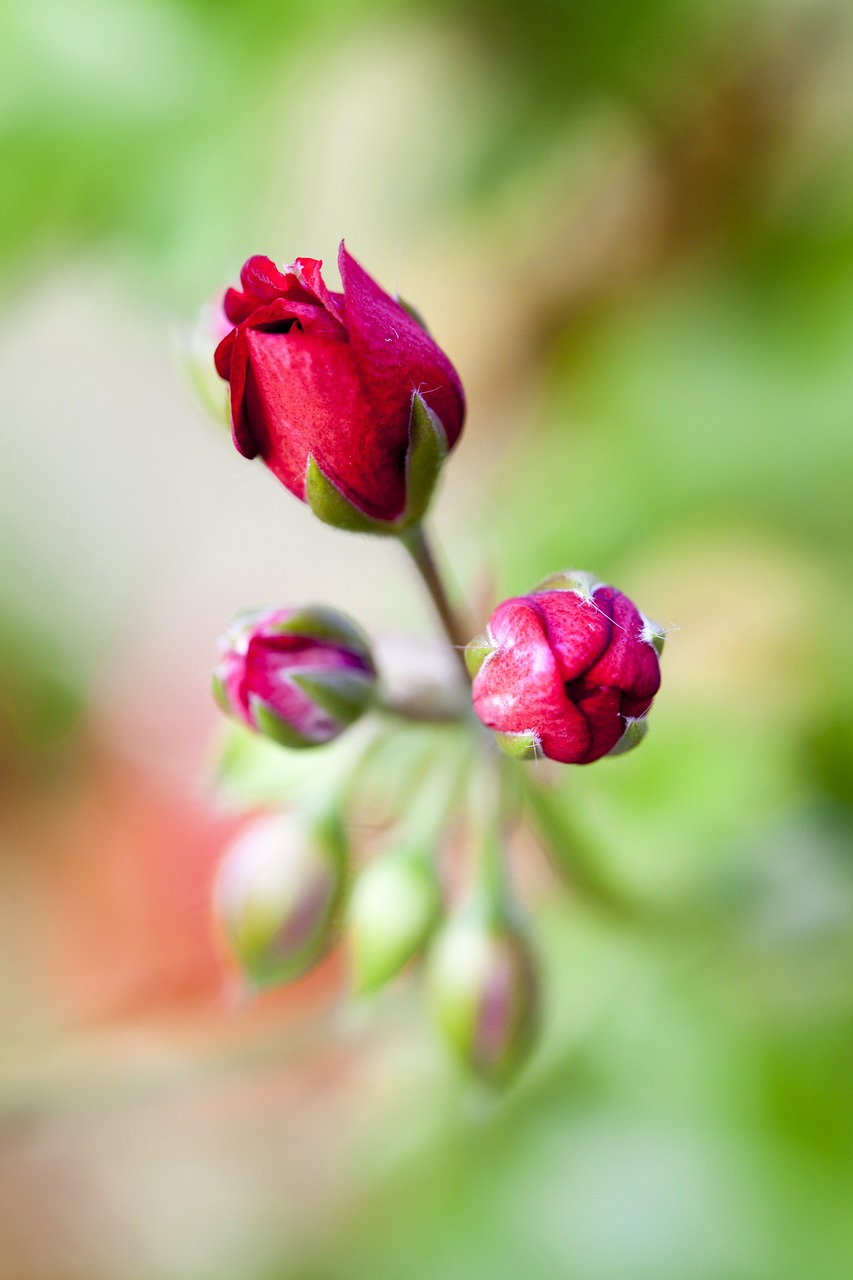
[214,246,466,533]
[469,572,663,765]
[179,298,232,427]
[428,906,539,1085]
[213,812,347,988]
[347,852,442,995]
[213,606,377,749]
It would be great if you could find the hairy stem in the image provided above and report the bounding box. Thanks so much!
[401,524,472,681]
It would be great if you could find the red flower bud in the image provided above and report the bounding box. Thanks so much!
[213,606,377,749]
[214,245,465,531]
[468,572,664,765]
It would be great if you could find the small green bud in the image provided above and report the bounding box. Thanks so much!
[428,905,539,1086]
[213,813,347,989]
[347,852,442,994]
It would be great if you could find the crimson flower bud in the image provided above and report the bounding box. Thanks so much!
[213,812,346,989]
[468,571,664,764]
[214,245,465,533]
[428,906,539,1085]
[212,606,376,749]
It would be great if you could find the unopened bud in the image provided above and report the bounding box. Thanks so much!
[470,572,663,765]
[428,906,539,1085]
[213,812,346,988]
[213,605,377,749]
[347,852,442,994]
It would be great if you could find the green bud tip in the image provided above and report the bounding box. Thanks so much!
[347,853,442,995]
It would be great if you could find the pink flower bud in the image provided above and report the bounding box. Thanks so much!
[213,813,346,988]
[428,907,539,1085]
[468,572,664,765]
[213,606,377,749]
[214,246,465,531]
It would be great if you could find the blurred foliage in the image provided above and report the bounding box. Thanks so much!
[2,0,853,1277]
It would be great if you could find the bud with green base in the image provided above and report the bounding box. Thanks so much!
[213,605,377,749]
[427,774,539,1086]
[213,811,347,989]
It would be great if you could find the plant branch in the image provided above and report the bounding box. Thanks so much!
[401,524,473,681]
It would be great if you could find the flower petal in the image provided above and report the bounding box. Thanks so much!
[339,244,465,451]
[586,587,661,704]
[245,328,409,519]
[531,589,613,682]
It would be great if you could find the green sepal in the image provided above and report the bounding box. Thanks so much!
[401,392,448,529]
[291,669,375,727]
[533,569,599,600]
[396,296,431,333]
[495,731,540,762]
[250,697,315,750]
[267,606,373,661]
[305,456,391,534]
[464,636,494,679]
[304,392,449,537]
[641,615,666,657]
[607,717,649,757]
[211,671,233,716]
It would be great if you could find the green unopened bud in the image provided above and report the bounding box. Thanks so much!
[347,851,442,994]
[213,812,347,989]
[428,905,539,1086]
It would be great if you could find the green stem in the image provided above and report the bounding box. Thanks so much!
[401,524,472,681]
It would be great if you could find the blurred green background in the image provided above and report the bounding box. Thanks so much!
[2,0,853,1277]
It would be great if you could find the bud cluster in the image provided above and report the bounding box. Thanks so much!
[195,245,667,1087]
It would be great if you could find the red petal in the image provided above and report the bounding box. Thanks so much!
[244,327,409,520]
[472,599,592,763]
[585,588,661,704]
[571,685,625,762]
[339,243,465,450]
[532,590,613,682]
